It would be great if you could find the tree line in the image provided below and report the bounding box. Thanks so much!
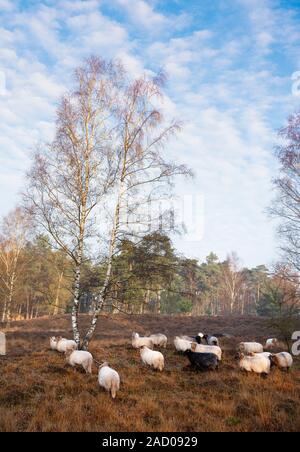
[1,218,298,325]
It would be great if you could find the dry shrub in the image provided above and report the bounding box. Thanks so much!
[0,314,299,432]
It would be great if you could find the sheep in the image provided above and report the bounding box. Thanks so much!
[65,349,93,374]
[174,336,192,353]
[265,338,277,350]
[50,336,69,351]
[56,337,78,353]
[254,352,272,359]
[50,336,60,350]
[191,342,222,361]
[265,338,286,350]
[237,342,264,355]
[98,362,120,399]
[149,333,167,348]
[270,352,293,371]
[195,333,219,346]
[132,332,154,349]
[184,349,219,372]
[140,346,164,371]
[203,334,219,346]
[195,333,204,344]
[238,352,271,375]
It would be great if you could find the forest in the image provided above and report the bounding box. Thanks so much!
[0,223,298,322]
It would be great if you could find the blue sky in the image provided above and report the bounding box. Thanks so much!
[0,0,300,267]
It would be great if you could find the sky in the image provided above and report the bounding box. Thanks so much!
[0,0,300,268]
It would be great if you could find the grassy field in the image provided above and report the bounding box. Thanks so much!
[0,314,300,432]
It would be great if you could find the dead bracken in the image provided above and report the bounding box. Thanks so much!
[0,314,299,432]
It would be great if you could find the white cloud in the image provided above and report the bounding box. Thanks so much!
[0,0,15,11]
[114,0,168,30]
[0,0,299,267]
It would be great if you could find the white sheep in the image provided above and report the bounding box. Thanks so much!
[132,332,153,349]
[237,342,264,355]
[238,352,271,375]
[174,336,192,353]
[191,342,222,361]
[50,336,68,351]
[50,336,59,350]
[254,352,272,358]
[65,349,93,374]
[265,338,286,350]
[140,346,164,371]
[57,337,78,353]
[98,362,120,399]
[265,338,277,349]
[270,352,293,371]
[149,333,167,348]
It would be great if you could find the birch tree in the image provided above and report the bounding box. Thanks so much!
[271,111,300,272]
[0,208,30,325]
[25,57,118,345]
[82,71,191,348]
[25,56,191,349]
[220,252,245,314]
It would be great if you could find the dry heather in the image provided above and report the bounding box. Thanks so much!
[0,314,300,432]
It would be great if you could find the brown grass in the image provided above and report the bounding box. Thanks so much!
[0,314,300,432]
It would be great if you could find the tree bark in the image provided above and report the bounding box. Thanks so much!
[53,271,64,316]
[82,179,125,350]
[6,271,16,327]
[1,297,7,323]
[72,258,82,347]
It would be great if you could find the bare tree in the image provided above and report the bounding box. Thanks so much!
[81,71,192,349]
[25,56,191,349]
[271,111,300,272]
[263,264,300,350]
[220,252,245,314]
[0,208,30,325]
[24,57,118,345]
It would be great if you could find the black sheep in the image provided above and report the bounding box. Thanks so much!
[184,350,219,372]
[195,333,219,346]
[195,333,204,344]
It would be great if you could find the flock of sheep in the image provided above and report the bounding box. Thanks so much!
[49,332,294,399]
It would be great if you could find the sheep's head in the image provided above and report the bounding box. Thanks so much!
[195,335,202,344]
[50,337,57,343]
